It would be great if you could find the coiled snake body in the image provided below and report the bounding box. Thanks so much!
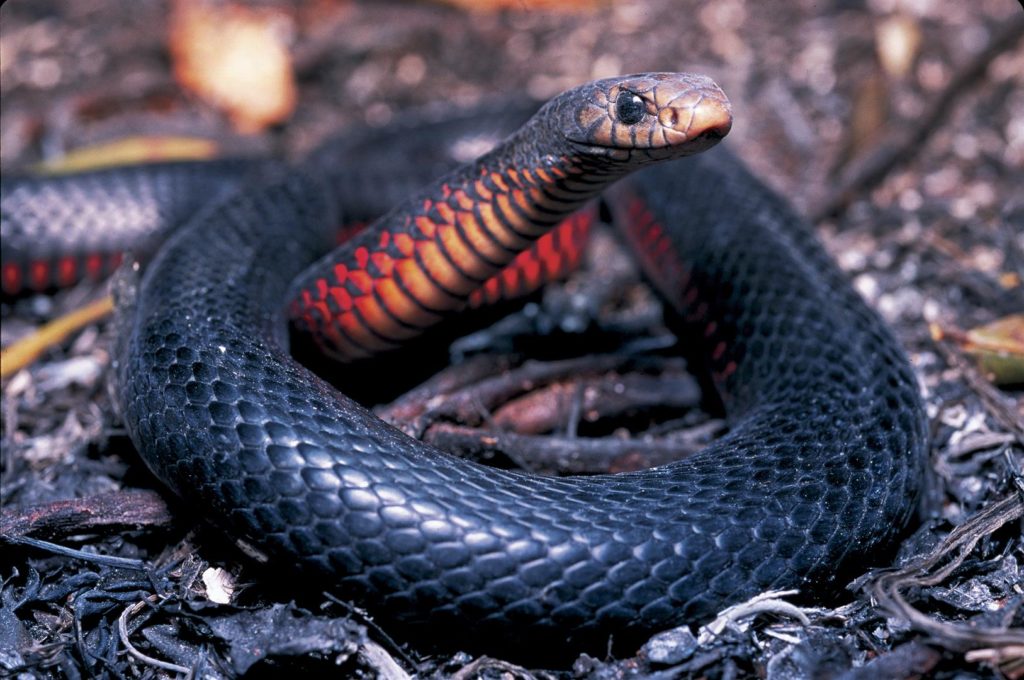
[3,73,926,654]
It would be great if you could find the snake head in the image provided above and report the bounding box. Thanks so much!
[549,72,732,163]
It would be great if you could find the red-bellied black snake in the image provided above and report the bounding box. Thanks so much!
[1,72,926,657]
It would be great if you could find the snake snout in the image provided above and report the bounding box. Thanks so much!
[658,93,732,150]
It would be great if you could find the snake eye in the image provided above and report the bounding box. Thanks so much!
[615,91,646,125]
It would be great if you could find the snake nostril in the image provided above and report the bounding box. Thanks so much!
[658,108,679,129]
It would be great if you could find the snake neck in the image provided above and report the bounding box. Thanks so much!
[428,130,614,246]
[288,133,621,361]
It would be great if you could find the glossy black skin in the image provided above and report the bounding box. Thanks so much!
[0,160,254,292]
[1,99,544,292]
[111,140,925,657]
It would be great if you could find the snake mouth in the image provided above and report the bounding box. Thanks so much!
[567,120,731,161]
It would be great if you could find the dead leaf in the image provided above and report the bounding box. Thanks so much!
[433,0,606,11]
[935,316,1024,386]
[999,272,1021,290]
[202,567,237,604]
[845,70,890,161]
[965,315,1024,386]
[876,13,922,79]
[33,136,221,175]
[169,0,297,133]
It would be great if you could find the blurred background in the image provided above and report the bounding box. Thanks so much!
[1,0,1020,218]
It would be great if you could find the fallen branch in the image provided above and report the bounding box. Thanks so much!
[421,421,718,474]
[0,489,173,541]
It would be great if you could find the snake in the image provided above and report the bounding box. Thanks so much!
[1,72,927,656]
[1,100,546,295]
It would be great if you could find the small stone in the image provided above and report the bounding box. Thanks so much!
[641,626,698,665]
